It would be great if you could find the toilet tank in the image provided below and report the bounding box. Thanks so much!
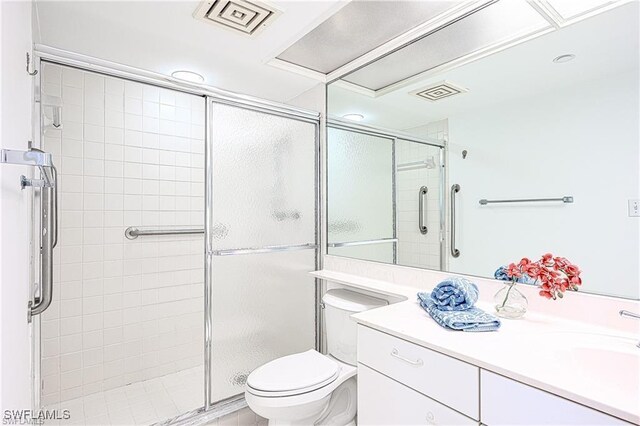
[322,289,387,365]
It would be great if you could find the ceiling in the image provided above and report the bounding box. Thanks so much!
[33,0,346,103]
[276,0,461,74]
[328,1,639,131]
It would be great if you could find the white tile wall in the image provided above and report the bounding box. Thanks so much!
[396,120,448,269]
[40,63,206,408]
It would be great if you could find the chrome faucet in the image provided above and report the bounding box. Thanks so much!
[619,310,640,348]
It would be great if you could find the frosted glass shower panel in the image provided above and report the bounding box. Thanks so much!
[210,104,317,249]
[210,250,316,402]
[327,127,394,262]
[208,102,318,405]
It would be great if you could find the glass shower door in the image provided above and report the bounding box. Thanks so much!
[327,126,395,263]
[207,102,318,404]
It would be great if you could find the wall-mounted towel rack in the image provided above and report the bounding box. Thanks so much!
[479,196,573,205]
[125,226,204,239]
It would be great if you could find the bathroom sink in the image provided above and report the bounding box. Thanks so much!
[526,331,640,393]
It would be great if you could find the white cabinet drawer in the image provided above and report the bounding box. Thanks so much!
[358,325,480,420]
[358,363,478,426]
[481,370,632,425]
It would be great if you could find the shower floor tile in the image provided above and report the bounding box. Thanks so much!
[45,366,203,425]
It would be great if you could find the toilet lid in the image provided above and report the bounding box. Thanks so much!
[247,350,339,395]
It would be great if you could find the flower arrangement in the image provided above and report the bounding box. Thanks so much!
[505,253,582,300]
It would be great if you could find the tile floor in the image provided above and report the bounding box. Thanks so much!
[43,366,264,425]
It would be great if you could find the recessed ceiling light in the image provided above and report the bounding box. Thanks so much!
[552,54,576,64]
[343,113,364,121]
[171,70,205,84]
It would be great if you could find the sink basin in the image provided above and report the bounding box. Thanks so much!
[527,331,640,394]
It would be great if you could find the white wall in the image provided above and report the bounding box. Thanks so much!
[448,69,640,299]
[0,0,34,412]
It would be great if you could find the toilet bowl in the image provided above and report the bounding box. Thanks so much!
[245,289,387,426]
[245,350,357,426]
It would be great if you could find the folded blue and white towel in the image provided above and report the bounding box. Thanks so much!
[417,294,501,332]
[423,276,479,311]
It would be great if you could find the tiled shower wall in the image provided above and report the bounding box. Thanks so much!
[396,120,448,269]
[40,63,205,405]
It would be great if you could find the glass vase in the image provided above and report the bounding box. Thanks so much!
[494,283,528,319]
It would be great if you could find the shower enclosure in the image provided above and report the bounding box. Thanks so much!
[327,120,445,270]
[33,58,319,425]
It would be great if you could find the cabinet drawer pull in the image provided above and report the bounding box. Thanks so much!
[391,348,424,366]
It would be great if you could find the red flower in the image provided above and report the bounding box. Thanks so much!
[524,263,541,278]
[539,290,553,299]
[553,257,571,270]
[506,253,581,302]
[565,264,581,277]
[506,263,522,278]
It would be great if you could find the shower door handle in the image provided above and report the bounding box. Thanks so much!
[450,184,460,258]
[30,166,57,320]
[418,186,428,235]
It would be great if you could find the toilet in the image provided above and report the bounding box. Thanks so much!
[245,289,388,425]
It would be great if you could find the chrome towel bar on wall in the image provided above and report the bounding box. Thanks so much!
[450,184,460,258]
[479,196,574,205]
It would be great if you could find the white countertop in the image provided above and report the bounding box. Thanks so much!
[311,270,640,425]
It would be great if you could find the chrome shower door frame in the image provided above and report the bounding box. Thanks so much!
[32,48,323,425]
[325,118,446,270]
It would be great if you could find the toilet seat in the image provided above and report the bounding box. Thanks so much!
[247,350,340,397]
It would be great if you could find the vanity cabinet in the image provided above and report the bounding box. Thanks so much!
[357,325,632,426]
[480,370,630,425]
[357,324,479,420]
[358,363,478,425]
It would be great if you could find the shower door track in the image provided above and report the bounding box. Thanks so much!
[32,50,322,425]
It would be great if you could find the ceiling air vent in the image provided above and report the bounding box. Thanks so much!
[410,81,468,102]
[194,0,281,36]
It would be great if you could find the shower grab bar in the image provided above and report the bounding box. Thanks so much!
[328,238,398,248]
[125,227,204,239]
[479,196,574,205]
[1,148,58,321]
[450,184,460,258]
[212,242,317,256]
[30,178,55,320]
[419,186,428,235]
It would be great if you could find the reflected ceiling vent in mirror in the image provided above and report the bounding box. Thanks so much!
[410,81,467,102]
[194,0,281,36]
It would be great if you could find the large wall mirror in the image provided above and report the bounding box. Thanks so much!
[326,0,639,300]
